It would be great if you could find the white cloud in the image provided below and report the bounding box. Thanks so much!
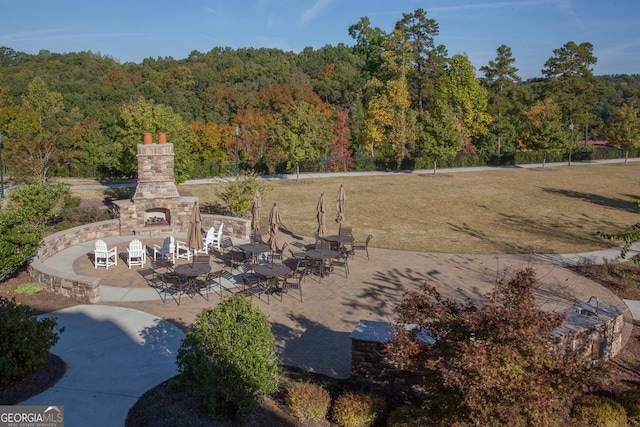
[300,0,334,26]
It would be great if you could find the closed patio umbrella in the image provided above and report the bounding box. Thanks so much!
[251,189,262,234]
[268,203,281,252]
[336,184,346,225]
[317,193,327,238]
[186,202,204,254]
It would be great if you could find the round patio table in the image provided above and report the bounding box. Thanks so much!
[323,234,354,254]
[304,249,339,260]
[174,263,211,295]
[239,242,271,263]
[254,263,291,294]
[254,263,290,278]
[304,249,339,278]
[324,235,354,244]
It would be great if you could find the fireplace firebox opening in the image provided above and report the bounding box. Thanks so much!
[145,208,170,226]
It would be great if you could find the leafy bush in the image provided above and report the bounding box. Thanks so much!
[331,391,386,427]
[214,171,271,217]
[0,207,44,281]
[615,390,640,425]
[285,380,331,422]
[572,394,627,427]
[0,297,63,385]
[386,405,434,426]
[176,295,280,419]
[0,180,80,279]
[8,180,75,227]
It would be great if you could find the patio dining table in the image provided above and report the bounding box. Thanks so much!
[323,234,354,254]
[238,242,271,264]
[304,249,339,278]
[305,249,339,260]
[174,262,211,296]
[253,263,291,293]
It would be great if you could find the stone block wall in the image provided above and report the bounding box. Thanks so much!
[36,220,121,261]
[27,215,249,302]
[552,300,627,361]
[350,320,426,387]
[201,214,251,241]
[29,219,120,303]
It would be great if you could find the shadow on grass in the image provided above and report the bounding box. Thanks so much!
[542,188,640,214]
[448,208,621,255]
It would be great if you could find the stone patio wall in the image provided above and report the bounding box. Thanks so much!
[28,215,250,302]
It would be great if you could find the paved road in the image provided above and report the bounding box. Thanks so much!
[67,157,640,189]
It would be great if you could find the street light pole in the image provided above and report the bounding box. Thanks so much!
[234,126,240,180]
[0,133,4,198]
[568,122,574,166]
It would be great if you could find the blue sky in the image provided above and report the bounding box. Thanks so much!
[1,0,639,79]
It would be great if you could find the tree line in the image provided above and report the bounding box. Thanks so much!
[0,8,639,183]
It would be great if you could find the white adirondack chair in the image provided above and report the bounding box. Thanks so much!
[94,239,117,269]
[176,240,193,261]
[126,238,146,268]
[201,226,216,254]
[153,236,175,263]
[210,223,224,251]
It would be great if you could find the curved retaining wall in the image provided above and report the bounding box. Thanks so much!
[28,214,250,302]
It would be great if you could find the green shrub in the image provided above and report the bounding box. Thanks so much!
[331,391,387,427]
[386,405,432,426]
[0,297,63,385]
[176,295,280,419]
[285,380,331,422]
[616,389,640,425]
[572,394,627,427]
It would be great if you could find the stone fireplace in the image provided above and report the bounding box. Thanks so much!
[113,138,197,237]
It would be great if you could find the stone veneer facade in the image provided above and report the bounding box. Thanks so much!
[113,142,196,236]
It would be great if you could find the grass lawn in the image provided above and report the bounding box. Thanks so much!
[71,162,640,255]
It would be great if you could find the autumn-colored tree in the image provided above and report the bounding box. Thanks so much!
[255,84,328,116]
[387,268,594,426]
[606,103,640,162]
[232,106,273,163]
[327,109,353,172]
[189,119,230,163]
[523,98,568,167]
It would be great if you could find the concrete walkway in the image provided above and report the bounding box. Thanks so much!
[23,305,184,427]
